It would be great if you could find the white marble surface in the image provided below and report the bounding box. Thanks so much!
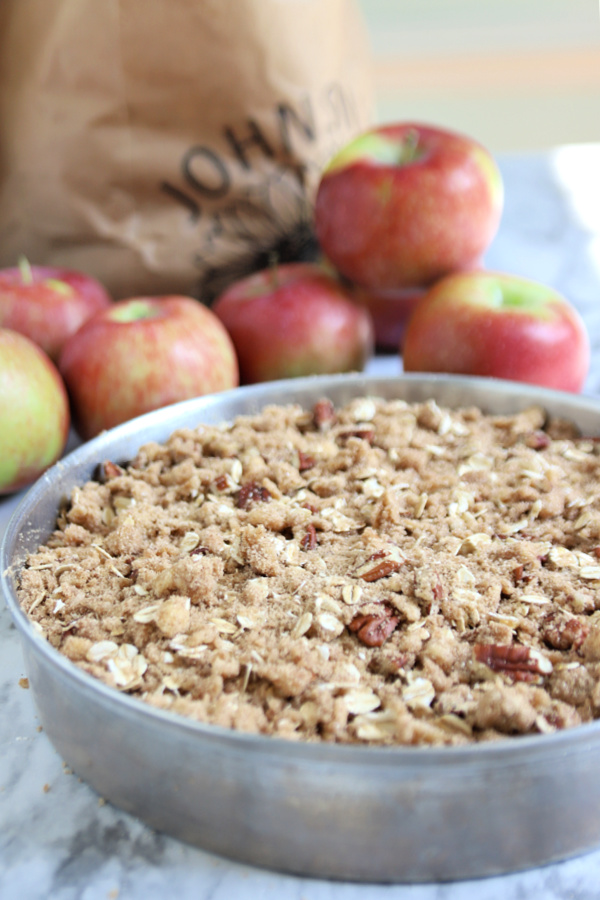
[4,146,600,899]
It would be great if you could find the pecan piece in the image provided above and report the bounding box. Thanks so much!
[98,460,125,482]
[298,450,316,472]
[236,481,272,509]
[474,643,553,682]
[214,473,230,492]
[541,612,589,651]
[301,524,317,551]
[432,578,445,602]
[355,548,404,582]
[512,564,524,582]
[524,431,551,450]
[368,653,408,676]
[337,427,375,444]
[313,398,336,430]
[349,609,399,647]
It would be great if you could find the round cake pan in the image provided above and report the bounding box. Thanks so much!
[4,372,600,883]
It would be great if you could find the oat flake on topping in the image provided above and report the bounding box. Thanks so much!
[16,396,600,745]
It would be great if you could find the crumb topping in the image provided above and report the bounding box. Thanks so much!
[16,396,600,746]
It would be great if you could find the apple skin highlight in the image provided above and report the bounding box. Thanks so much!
[0,329,70,494]
[402,271,590,393]
[59,296,239,440]
[0,263,112,361]
[213,262,374,384]
[314,122,504,292]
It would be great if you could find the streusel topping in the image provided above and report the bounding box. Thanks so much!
[17,396,600,745]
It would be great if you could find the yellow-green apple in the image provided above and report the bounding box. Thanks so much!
[0,328,70,494]
[58,296,239,440]
[0,259,112,361]
[351,284,427,351]
[402,270,590,393]
[314,122,503,290]
[212,262,374,384]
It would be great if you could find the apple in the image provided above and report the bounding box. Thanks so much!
[402,270,590,393]
[212,262,374,384]
[0,329,70,494]
[0,259,112,361]
[58,296,239,440]
[351,284,427,351]
[314,122,503,290]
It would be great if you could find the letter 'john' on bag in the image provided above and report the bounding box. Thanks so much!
[0,0,373,301]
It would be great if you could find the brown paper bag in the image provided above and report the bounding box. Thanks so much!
[0,0,372,301]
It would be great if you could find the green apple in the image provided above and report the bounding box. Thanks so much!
[0,328,70,494]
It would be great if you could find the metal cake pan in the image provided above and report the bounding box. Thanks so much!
[4,372,600,883]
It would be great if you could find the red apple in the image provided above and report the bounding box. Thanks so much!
[0,259,112,361]
[402,270,590,393]
[0,329,70,494]
[212,262,374,384]
[351,285,427,351]
[314,122,503,290]
[58,296,239,440]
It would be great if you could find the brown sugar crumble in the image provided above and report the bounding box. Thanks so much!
[16,395,600,746]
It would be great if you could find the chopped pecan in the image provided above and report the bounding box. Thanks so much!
[236,481,272,509]
[541,612,589,651]
[337,427,375,444]
[355,548,404,582]
[348,612,380,633]
[474,643,553,682]
[349,609,399,647]
[301,524,317,551]
[368,653,408,676]
[98,460,125,482]
[298,451,316,472]
[313,398,336,430]
[432,578,445,602]
[214,474,230,492]
[542,703,582,731]
[524,431,551,450]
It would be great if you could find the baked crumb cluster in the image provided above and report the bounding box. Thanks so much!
[17,396,600,746]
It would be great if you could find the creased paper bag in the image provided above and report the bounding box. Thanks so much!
[0,0,373,301]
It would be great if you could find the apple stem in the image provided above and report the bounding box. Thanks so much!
[399,129,420,166]
[268,252,280,289]
[18,255,34,285]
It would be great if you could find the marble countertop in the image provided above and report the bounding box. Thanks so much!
[3,145,600,899]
